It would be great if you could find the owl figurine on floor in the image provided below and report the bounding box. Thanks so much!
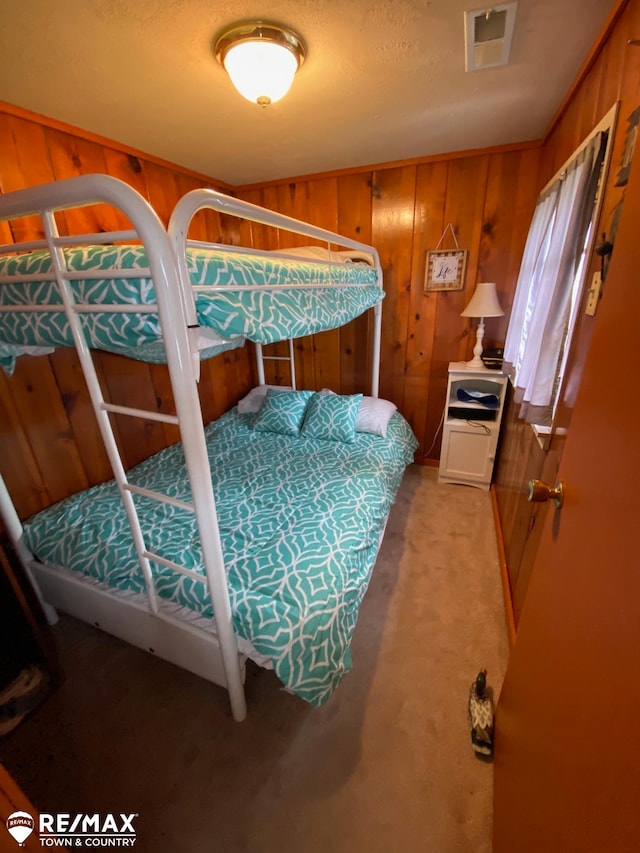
[468,669,494,758]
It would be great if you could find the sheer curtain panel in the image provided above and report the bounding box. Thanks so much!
[504,132,605,425]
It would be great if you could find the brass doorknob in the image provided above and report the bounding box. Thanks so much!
[527,479,565,508]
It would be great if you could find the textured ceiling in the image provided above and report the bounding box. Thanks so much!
[0,0,615,186]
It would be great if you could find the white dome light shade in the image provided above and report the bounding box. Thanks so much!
[215,22,305,106]
[224,40,298,104]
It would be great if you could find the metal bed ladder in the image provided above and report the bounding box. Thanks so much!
[254,339,297,389]
[0,175,247,722]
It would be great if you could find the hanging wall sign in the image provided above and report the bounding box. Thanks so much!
[425,248,467,292]
[424,224,467,292]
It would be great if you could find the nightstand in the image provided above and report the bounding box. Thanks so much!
[438,362,508,490]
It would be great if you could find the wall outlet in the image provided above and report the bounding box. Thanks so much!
[586,271,602,316]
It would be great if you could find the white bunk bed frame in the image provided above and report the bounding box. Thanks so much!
[0,174,383,721]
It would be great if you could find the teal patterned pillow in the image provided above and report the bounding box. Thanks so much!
[252,389,312,436]
[301,393,363,443]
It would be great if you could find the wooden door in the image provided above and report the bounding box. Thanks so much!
[493,153,640,851]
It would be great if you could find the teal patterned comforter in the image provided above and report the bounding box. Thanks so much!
[23,408,417,705]
[0,245,382,373]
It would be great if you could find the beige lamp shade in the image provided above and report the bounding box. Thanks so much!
[461,282,504,318]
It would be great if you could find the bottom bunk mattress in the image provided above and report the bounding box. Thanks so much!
[22,404,417,706]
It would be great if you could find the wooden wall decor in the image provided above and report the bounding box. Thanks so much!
[424,223,468,292]
[424,249,468,292]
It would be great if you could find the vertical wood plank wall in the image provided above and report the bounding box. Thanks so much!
[235,146,541,460]
[0,103,544,524]
[0,112,255,521]
[494,0,640,624]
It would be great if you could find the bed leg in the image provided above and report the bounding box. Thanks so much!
[221,648,247,721]
[229,682,247,722]
[214,610,247,721]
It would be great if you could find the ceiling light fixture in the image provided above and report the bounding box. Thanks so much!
[214,21,305,106]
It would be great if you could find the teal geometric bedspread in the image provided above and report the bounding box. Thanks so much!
[0,245,382,374]
[22,408,417,706]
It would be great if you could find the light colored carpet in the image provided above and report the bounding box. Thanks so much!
[1,465,509,853]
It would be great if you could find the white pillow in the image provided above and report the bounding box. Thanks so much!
[319,389,397,437]
[237,384,293,414]
[356,396,397,437]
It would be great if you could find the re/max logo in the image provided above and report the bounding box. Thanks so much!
[5,811,138,848]
[40,813,137,834]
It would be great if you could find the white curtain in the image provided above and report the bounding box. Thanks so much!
[504,133,604,424]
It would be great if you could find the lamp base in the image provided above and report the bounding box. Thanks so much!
[464,355,487,370]
[466,318,486,371]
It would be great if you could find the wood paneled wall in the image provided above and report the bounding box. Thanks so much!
[494,0,640,624]
[0,110,256,520]
[0,102,544,524]
[236,147,541,461]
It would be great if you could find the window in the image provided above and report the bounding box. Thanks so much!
[503,105,617,434]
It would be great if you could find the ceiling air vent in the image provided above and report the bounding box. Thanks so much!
[464,3,517,71]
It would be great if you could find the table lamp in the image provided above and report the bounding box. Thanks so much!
[461,282,504,369]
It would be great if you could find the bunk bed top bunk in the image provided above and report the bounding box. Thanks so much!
[0,228,381,374]
[0,174,415,720]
